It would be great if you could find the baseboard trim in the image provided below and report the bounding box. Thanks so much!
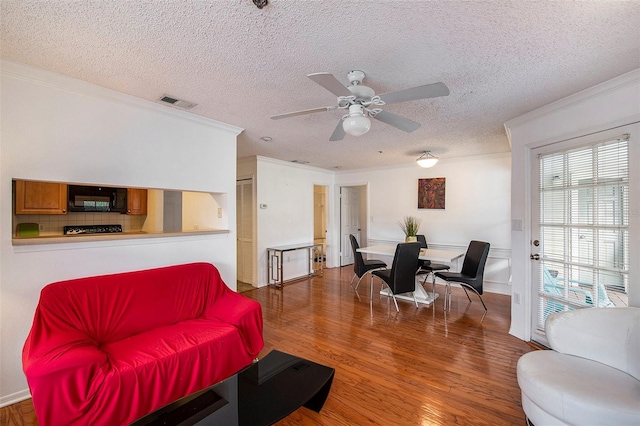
[484,282,511,295]
[0,389,31,408]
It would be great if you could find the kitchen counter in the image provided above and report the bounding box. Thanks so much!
[12,229,229,246]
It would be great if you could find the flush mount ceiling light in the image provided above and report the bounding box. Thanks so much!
[416,151,439,168]
[342,104,371,137]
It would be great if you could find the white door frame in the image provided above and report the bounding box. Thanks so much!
[528,123,639,344]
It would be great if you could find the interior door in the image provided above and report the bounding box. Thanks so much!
[529,127,631,344]
[340,186,360,266]
[236,178,254,285]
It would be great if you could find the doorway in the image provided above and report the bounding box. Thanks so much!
[314,185,328,266]
[529,127,633,344]
[237,178,254,289]
[340,185,367,267]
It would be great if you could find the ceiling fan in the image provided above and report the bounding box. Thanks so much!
[271,70,449,141]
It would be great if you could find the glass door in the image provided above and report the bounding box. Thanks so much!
[530,130,630,343]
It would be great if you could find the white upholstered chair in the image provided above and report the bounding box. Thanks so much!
[517,307,640,425]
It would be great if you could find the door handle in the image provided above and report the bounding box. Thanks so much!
[530,253,540,260]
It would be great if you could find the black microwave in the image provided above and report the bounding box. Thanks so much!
[68,185,127,213]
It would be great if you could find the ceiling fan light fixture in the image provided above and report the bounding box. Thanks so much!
[342,105,371,136]
[416,151,438,168]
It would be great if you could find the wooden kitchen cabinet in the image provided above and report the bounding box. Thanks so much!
[14,180,68,215]
[127,188,148,215]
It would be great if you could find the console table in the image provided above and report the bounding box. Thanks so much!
[267,243,324,287]
[131,350,335,425]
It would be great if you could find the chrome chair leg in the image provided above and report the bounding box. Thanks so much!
[363,268,387,297]
[412,292,418,308]
[354,275,364,291]
[460,284,488,313]
[445,282,452,311]
[461,286,473,304]
[443,282,448,310]
[370,274,375,301]
[349,274,358,289]
[431,273,437,307]
[419,272,438,309]
[391,293,400,312]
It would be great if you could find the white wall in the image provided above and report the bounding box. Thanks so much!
[182,191,226,231]
[241,153,512,292]
[0,61,242,405]
[335,153,513,293]
[253,157,335,286]
[505,68,640,341]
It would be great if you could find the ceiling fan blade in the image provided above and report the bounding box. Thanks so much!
[379,82,450,105]
[271,106,335,120]
[372,110,421,133]
[329,119,346,141]
[308,72,352,97]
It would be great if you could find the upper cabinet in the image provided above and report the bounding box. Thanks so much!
[15,180,68,215]
[127,188,148,215]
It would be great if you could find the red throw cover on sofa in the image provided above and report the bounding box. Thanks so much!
[22,262,264,425]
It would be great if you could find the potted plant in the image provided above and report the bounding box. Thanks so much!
[399,216,421,242]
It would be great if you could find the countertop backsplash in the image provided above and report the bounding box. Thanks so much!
[15,212,146,236]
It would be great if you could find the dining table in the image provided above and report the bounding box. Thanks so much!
[357,244,465,306]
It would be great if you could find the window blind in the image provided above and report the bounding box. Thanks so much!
[537,135,629,328]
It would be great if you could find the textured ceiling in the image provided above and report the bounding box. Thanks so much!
[2,1,639,170]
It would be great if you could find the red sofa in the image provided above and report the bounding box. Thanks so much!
[22,262,264,425]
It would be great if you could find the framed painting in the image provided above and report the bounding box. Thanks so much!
[418,178,446,209]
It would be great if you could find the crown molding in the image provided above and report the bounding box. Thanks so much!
[505,68,640,128]
[255,155,335,174]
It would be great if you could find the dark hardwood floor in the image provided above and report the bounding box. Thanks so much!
[0,266,533,426]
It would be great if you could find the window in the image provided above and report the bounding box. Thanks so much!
[537,136,629,327]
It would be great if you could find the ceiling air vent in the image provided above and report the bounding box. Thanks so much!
[158,94,197,110]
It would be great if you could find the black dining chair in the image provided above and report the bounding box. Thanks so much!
[371,242,421,312]
[349,234,387,293]
[415,234,451,296]
[435,240,490,313]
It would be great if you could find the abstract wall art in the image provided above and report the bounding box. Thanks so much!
[418,177,446,209]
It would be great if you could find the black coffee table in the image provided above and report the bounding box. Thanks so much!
[131,350,335,426]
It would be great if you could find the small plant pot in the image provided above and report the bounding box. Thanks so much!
[405,236,417,243]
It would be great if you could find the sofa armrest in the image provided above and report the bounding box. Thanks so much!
[546,307,640,379]
[23,340,107,379]
[205,291,264,357]
[23,341,109,424]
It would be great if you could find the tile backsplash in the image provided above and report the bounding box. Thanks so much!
[15,212,146,236]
